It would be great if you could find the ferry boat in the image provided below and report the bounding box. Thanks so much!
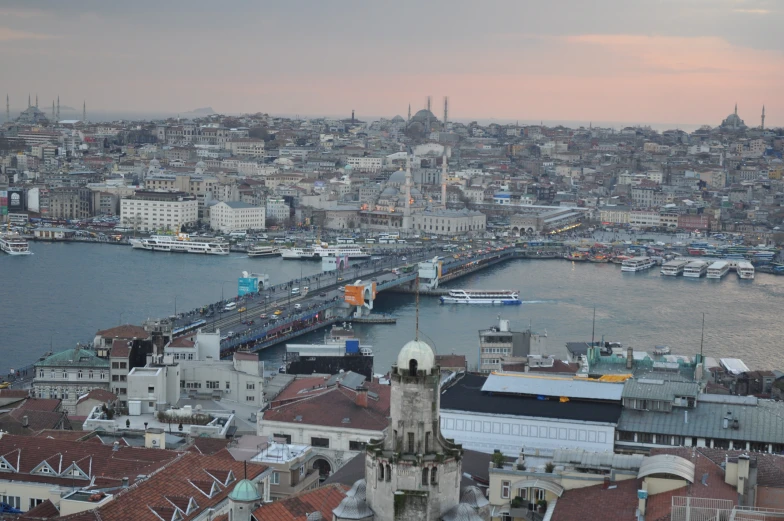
[0,233,33,255]
[621,256,655,272]
[129,233,229,255]
[282,325,374,380]
[280,247,317,260]
[737,261,755,280]
[653,345,671,355]
[281,244,370,260]
[440,289,521,305]
[707,260,730,279]
[683,260,708,278]
[660,259,688,276]
[247,245,280,258]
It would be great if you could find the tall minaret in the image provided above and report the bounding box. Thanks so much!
[28,94,31,108]
[407,104,411,124]
[443,96,448,128]
[735,103,738,116]
[5,94,9,122]
[82,101,86,123]
[35,94,38,107]
[441,154,447,208]
[56,96,60,122]
[761,105,765,130]
[426,95,432,132]
[52,100,55,121]
[403,155,412,231]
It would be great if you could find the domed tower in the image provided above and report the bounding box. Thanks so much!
[227,479,261,521]
[365,339,464,521]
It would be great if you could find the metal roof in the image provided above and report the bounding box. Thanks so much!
[698,394,758,406]
[622,379,700,401]
[483,372,623,401]
[637,454,695,483]
[721,358,751,375]
[617,400,784,445]
[552,448,644,471]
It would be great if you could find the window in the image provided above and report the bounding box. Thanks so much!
[501,480,511,499]
[1,496,20,510]
[206,381,219,389]
[407,432,415,453]
[246,396,255,402]
[77,371,83,379]
[147,386,155,393]
[246,383,255,390]
[430,467,437,485]
[39,370,44,378]
[273,433,292,444]
[226,381,230,390]
[29,498,44,509]
[535,488,545,501]
[422,467,429,486]
[349,441,366,451]
[311,437,330,448]
[112,362,120,369]
[148,402,154,408]
[270,471,280,485]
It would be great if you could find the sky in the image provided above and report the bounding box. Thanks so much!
[1,0,783,127]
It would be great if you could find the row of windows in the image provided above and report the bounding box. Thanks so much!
[500,481,546,501]
[38,370,106,379]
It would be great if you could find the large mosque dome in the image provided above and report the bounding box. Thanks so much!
[720,105,746,130]
[411,109,439,125]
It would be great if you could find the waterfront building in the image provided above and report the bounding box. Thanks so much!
[265,196,290,224]
[257,372,390,478]
[478,317,547,373]
[47,187,93,220]
[33,347,110,414]
[119,190,198,232]
[210,200,265,233]
[411,208,486,235]
[439,372,622,456]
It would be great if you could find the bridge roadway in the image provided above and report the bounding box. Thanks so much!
[210,246,518,357]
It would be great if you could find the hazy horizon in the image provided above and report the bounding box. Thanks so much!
[2,1,782,127]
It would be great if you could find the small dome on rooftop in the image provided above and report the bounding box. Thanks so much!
[228,479,261,502]
[396,339,436,375]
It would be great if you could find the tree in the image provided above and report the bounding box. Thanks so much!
[248,127,269,140]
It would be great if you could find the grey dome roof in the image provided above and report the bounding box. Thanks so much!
[306,513,323,521]
[460,486,489,508]
[397,339,436,374]
[346,479,367,501]
[332,495,374,520]
[442,503,484,521]
[388,170,407,184]
[411,109,439,124]
[392,115,405,122]
[380,186,399,198]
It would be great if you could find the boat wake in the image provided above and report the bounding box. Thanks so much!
[520,300,554,304]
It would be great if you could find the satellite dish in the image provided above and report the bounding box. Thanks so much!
[151,439,158,446]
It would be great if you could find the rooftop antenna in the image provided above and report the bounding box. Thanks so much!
[244,459,247,480]
[415,274,420,341]
[591,306,596,347]
[699,312,705,358]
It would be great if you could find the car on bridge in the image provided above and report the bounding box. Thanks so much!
[273,310,283,315]
[237,307,247,313]
[259,313,268,319]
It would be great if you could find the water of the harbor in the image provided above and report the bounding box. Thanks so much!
[1,241,783,375]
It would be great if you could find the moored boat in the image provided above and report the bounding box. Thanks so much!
[0,233,33,255]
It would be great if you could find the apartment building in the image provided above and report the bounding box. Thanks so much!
[120,190,198,232]
[33,348,110,414]
[48,187,93,219]
[229,139,266,158]
[265,197,290,223]
[346,156,383,172]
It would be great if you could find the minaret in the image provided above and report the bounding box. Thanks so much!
[5,94,9,122]
[52,100,55,121]
[443,96,448,128]
[82,101,86,123]
[735,103,738,116]
[35,94,38,108]
[407,104,411,124]
[441,154,447,208]
[28,94,31,108]
[761,105,765,130]
[426,95,432,132]
[403,155,412,230]
[56,96,60,121]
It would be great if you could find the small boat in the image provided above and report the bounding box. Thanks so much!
[653,345,671,355]
[440,289,521,305]
[247,245,280,258]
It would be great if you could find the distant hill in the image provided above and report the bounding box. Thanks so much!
[188,107,215,115]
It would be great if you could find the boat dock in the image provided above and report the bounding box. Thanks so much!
[348,314,397,324]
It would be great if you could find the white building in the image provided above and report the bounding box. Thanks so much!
[120,190,198,232]
[210,201,266,233]
[346,156,383,172]
[164,330,221,361]
[126,365,181,415]
[228,139,266,158]
[179,352,266,406]
[440,372,621,456]
[265,197,290,223]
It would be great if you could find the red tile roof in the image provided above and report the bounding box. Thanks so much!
[19,398,61,412]
[0,434,177,488]
[551,478,640,521]
[185,437,231,456]
[0,389,31,400]
[110,339,132,358]
[77,389,118,405]
[436,354,467,369]
[96,324,150,340]
[251,484,348,521]
[234,352,258,361]
[19,498,59,520]
[32,429,94,441]
[262,381,390,431]
[169,337,195,348]
[59,453,268,521]
[270,376,332,407]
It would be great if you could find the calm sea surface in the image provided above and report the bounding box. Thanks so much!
[1,242,782,374]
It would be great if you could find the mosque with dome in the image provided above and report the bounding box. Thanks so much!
[719,104,747,131]
[329,337,490,521]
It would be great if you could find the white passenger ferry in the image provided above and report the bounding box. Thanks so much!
[707,261,730,279]
[737,261,755,280]
[621,256,655,272]
[660,259,689,276]
[0,233,33,255]
[247,245,280,258]
[440,289,521,305]
[281,244,370,260]
[683,260,708,278]
[129,233,229,255]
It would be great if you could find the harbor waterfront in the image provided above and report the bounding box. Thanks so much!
[1,241,783,375]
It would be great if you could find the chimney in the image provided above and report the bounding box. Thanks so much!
[355,388,368,408]
[122,477,129,488]
[737,454,750,495]
[626,347,633,370]
[22,416,29,428]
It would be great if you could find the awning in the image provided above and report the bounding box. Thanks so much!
[637,454,695,483]
[510,479,565,498]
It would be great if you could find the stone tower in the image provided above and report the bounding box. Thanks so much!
[364,339,464,521]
